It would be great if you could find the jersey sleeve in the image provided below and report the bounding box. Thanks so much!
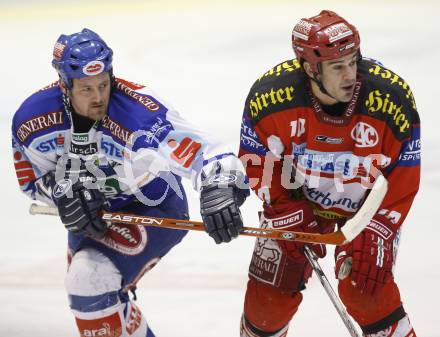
[158,108,245,191]
[11,84,65,205]
[373,122,420,230]
[371,87,420,230]
[125,95,246,193]
[11,131,55,204]
[238,83,299,205]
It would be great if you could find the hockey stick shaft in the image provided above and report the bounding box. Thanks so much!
[29,175,388,245]
[29,203,346,244]
[304,246,361,337]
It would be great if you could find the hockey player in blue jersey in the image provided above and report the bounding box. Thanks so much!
[12,28,248,336]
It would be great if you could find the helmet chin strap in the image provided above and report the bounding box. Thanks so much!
[61,93,79,128]
[62,92,98,133]
[310,65,339,103]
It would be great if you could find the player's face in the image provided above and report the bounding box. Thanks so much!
[69,72,111,121]
[319,52,358,103]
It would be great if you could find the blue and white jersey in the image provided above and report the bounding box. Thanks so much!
[12,78,243,210]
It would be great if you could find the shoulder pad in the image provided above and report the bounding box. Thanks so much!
[358,59,419,140]
[104,79,171,145]
[114,78,167,114]
[245,59,309,123]
[13,85,65,144]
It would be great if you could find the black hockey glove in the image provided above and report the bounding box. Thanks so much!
[200,168,249,244]
[52,178,108,239]
[50,158,109,239]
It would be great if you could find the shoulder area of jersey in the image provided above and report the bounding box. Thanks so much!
[19,80,62,109]
[357,57,418,138]
[358,58,416,109]
[13,81,64,127]
[113,78,170,115]
[253,58,305,87]
[245,59,307,122]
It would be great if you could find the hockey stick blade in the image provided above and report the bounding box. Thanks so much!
[28,176,387,245]
[340,175,388,243]
[29,203,59,216]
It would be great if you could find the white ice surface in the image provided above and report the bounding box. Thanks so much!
[0,1,439,336]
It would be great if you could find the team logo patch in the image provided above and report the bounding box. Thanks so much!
[209,173,237,185]
[365,89,411,134]
[271,210,303,229]
[13,149,37,187]
[167,137,202,169]
[339,42,356,52]
[398,126,420,167]
[368,220,393,240]
[144,117,172,145]
[324,23,353,43]
[351,122,379,148]
[69,142,98,156]
[315,135,344,144]
[82,60,105,76]
[97,223,147,255]
[76,312,122,337]
[72,133,89,143]
[115,81,161,112]
[126,302,143,334]
[101,115,134,143]
[56,134,65,146]
[281,232,295,240]
[52,179,72,198]
[53,42,66,60]
[16,111,64,142]
[293,19,313,40]
[249,236,282,286]
[241,117,266,156]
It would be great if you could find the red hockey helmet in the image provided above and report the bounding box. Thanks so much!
[292,10,360,74]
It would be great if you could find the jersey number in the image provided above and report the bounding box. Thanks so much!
[290,119,305,138]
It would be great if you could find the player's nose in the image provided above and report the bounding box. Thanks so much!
[90,87,104,104]
[343,65,356,82]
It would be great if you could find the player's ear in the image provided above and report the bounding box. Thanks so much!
[303,62,322,82]
[59,79,68,95]
[303,62,314,78]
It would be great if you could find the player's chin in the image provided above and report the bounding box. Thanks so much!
[338,90,354,102]
[88,108,107,120]
[339,84,355,101]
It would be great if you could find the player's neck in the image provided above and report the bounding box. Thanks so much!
[71,110,96,133]
[310,80,338,105]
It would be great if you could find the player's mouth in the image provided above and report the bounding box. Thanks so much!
[341,83,355,92]
[88,104,107,120]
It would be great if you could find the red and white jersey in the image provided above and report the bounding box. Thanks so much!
[239,58,420,228]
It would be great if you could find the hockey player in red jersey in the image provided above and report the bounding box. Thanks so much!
[238,10,420,337]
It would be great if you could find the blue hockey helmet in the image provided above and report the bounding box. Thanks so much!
[52,28,113,88]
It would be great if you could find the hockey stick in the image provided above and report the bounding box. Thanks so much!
[304,246,361,337]
[29,175,388,245]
